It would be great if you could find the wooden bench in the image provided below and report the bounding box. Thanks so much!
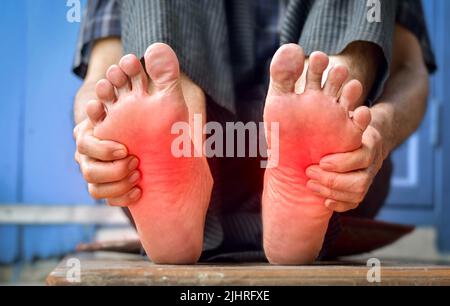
[46,252,450,286]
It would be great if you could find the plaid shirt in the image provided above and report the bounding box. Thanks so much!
[74,0,436,78]
[73,0,121,78]
[73,0,283,80]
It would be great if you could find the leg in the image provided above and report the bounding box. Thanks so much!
[92,43,213,264]
[262,44,371,264]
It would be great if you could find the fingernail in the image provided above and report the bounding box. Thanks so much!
[129,188,141,200]
[324,200,335,211]
[129,171,140,184]
[128,158,139,171]
[324,200,333,208]
[307,181,322,193]
[306,167,318,178]
[113,149,127,158]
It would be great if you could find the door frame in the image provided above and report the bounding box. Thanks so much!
[436,0,450,252]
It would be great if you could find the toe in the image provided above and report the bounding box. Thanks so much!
[305,51,329,91]
[86,100,106,126]
[96,79,116,103]
[106,65,131,96]
[268,43,305,96]
[323,65,349,97]
[119,54,148,93]
[144,43,182,94]
[352,106,371,132]
[339,79,363,111]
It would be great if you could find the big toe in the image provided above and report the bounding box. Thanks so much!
[269,44,305,95]
[144,43,181,94]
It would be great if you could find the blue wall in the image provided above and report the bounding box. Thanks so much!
[0,0,95,263]
[0,0,449,263]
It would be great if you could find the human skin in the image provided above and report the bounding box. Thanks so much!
[89,44,213,264]
[262,26,429,264]
[74,38,207,208]
[262,45,371,264]
[73,26,428,264]
[74,38,383,208]
[304,25,429,212]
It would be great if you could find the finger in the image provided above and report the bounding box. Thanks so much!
[80,155,139,184]
[88,170,141,200]
[106,188,142,207]
[306,180,364,203]
[319,146,371,173]
[324,199,359,213]
[77,133,128,161]
[75,151,81,164]
[73,120,91,140]
[305,165,371,194]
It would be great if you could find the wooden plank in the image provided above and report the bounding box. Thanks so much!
[46,253,450,286]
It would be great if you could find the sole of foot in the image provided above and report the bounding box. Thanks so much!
[263,44,371,264]
[89,43,213,264]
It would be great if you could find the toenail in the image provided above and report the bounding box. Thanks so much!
[129,171,140,184]
[128,158,139,171]
[113,150,127,158]
[129,188,141,200]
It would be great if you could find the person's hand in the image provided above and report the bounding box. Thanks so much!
[73,114,142,206]
[305,124,386,212]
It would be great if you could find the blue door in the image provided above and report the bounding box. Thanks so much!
[379,0,450,251]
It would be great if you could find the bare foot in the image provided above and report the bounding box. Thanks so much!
[90,43,213,264]
[262,44,371,264]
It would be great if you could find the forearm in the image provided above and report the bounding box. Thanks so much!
[296,41,382,105]
[370,25,429,159]
[370,64,428,159]
[330,41,382,104]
